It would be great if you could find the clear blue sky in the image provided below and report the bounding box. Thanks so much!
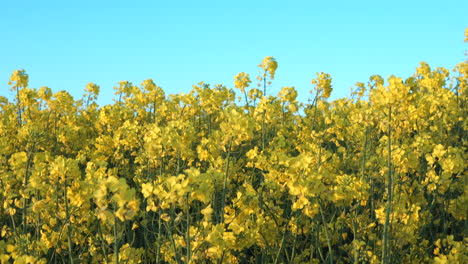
[1,0,467,106]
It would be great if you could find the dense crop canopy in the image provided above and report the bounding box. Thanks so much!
[0,54,467,263]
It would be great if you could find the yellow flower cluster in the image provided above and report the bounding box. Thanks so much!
[0,52,466,263]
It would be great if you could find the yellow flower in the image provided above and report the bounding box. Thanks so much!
[234,72,252,93]
[161,213,170,222]
[141,183,154,198]
[8,69,29,88]
[258,56,278,80]
[311,72,333,99]
[201,204,213,220]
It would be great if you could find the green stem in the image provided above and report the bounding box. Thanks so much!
[156,209,162,263]
[22,152,33,235]
[64,172,74,264]
[220,139,232,224]
[185,193,191,263]
[97,220,109,263]
[273,224,288,264]
[244,91,250,110]
[113,206,120,264]
[319,202,333,264]
[382,106,393,264]
[165,208,181,264]
[16,86,23,126]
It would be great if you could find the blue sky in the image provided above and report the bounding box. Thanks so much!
[1,0,467,106]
